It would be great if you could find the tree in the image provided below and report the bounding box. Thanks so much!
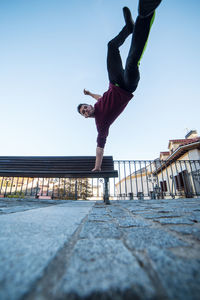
[53,178,92,200]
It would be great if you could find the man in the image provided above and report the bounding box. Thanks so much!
[77,0,162,171]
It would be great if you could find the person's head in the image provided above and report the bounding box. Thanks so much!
[77,103,95,118]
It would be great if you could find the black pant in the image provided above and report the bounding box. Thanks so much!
[107,13,155,93]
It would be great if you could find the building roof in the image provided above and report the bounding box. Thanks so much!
[160,152,170,155]
[168,137,200,148]
[179,137,200,146]
[155,139,200,174]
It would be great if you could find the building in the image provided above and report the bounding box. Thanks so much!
[115,130,200,199]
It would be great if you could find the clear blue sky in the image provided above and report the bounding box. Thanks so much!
[0,0,199,160]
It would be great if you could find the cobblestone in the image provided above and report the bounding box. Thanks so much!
[147,247,200,300]
[55,239,156,300]
[123,227,188,250]
[154,217,195,225]
[0,198,200,300]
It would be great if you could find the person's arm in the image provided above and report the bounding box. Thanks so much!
[83,89,102,101]
[92,147,104,171]
[92,128,108,171]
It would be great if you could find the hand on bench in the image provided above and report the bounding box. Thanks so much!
[92,167,101,172]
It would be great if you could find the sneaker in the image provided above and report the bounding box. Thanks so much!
[138,0,162,17]
[123,7,134,33]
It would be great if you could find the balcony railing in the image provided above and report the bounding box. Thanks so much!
[0,160,200,200]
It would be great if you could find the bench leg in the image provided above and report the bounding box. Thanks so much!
[104,178,110,205]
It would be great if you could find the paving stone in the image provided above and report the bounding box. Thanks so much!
[91,207,109,214]
[107,207,127,218]
[116,216,151,228]
[173,208,199,213]
[124,227,187,250]
[128,210,149,214]
[147,204,165,209]
[169,225,200,240]
[190,213,200,222]
[169,245,200,260]
[147,247,200,300]
[154,217,195,225]
[80,220,121,239]
[87,213,112,222]
[87,207,112,222]
[140,213,182,219]
[0,201,94,300]
[55,239,156,299]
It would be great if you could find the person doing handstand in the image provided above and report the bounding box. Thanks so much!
[77,0,162,171]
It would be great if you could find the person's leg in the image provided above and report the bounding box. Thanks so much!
[107,7,134,88]
[107,27,130,88]
[124,12,155,92]
[138,0,162,18]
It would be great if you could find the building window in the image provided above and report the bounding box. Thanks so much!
[175,173,184,190]
[160,180,167,192]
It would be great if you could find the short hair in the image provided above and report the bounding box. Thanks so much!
[77,103,87,114]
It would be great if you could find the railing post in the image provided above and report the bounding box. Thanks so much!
[104,178,110,205]
[75,180,78,200]
[129,192,133,200]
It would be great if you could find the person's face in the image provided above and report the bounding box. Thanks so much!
[80,104,94,118]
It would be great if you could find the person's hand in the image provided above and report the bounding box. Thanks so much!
[92,167,101,172]
[83,89,90,95]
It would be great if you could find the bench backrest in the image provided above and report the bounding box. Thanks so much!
[0,156,118,178]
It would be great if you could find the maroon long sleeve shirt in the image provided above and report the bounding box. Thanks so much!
[94,83,133,148]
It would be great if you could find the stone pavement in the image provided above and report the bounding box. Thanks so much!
[0,198,200,300]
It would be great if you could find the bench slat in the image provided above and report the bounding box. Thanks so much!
[0,170,118,178]
[0,156,118,178]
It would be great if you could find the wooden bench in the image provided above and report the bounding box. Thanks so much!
[0,156,118,204]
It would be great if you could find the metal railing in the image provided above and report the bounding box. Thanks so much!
[111,159,200,199]
[0,160,200,200]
